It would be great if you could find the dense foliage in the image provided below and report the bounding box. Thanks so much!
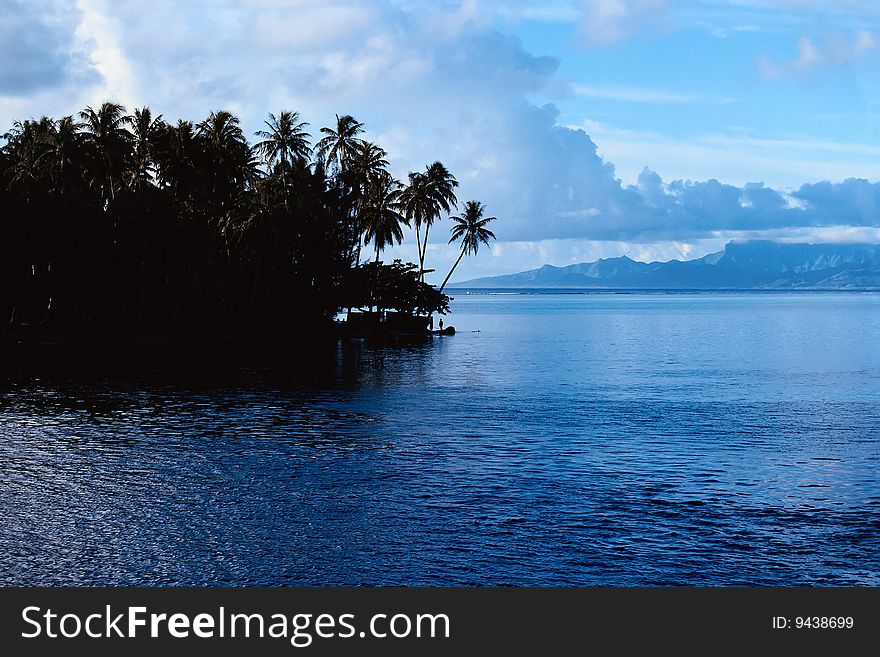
[0,104,464,337]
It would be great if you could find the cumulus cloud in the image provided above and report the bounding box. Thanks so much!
[565,170,880,241]
[515,138,880,242]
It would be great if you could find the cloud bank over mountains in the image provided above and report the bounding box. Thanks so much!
[1,0,879,277]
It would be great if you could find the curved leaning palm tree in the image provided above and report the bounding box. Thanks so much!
[439,200,497,293]
[253,111,311,168]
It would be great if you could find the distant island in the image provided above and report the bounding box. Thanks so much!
[450,241,880,290]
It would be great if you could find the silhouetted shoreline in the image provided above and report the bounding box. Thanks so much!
[0,319,458,375]
[1,103,496,358]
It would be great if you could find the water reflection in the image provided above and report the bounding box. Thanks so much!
[1,294,879,585]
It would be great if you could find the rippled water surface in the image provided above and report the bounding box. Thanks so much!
[2,292,879,585]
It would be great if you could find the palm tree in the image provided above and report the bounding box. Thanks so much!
[47,116,84,195]
[351,140,389,185]
[196,110,250,200]
[316,114,364,174]
[439,200,496,293]
[350,141,391,263]
[127,107,164,188]
[0,100,457,337]
[78,102,132,205]
[197,110,244,147]
[400,171,430,277]
[361,172,407,262]
[316,114,366,268]
[400,161,458,282]
[425,160,458,212]
[253,111,311,168]
[420,160,458,278]
[239,146,264,191]
[154,120,195,194]
[6,118,54,200]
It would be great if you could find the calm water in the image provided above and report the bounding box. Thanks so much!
[2,292,879,586]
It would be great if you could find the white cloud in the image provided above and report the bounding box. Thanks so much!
[711,24,764,38]
[758,28,878,76]
[250,5,373,50]
[73,0,138,105]
[794,35,822,68]
[855,28,878,51]
[577,0,668,45]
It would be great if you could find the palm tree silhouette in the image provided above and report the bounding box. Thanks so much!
[316,114,364,174]
[401,161,458,282]
[128,107,164,189]
[196,110,253,204]
[154,120,203,198]
[361,171,408,262]
[197,110,244,148]
[420,161,458,279]
[254,111,311,168]
[439,200,496,293]
[7,118,54,200]
[350,140,391,263]
[351,140,389,185]
[0,100,455,338]
[400,170,431,277]
[48,116,85,195]
[78,102,132,205]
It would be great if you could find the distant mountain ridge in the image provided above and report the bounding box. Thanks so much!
[450,241,880,289]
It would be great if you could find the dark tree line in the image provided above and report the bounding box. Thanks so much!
[0,104,496,339]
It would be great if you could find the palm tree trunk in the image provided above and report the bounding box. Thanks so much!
[439,244,466,293]
[415,223,424,279]
[354,214,363,265]
[420,224,431,282]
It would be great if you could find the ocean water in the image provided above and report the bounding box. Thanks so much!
[1,292,879,586]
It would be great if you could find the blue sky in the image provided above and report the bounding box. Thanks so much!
[517,1,880,184]
[3,0,880,281]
